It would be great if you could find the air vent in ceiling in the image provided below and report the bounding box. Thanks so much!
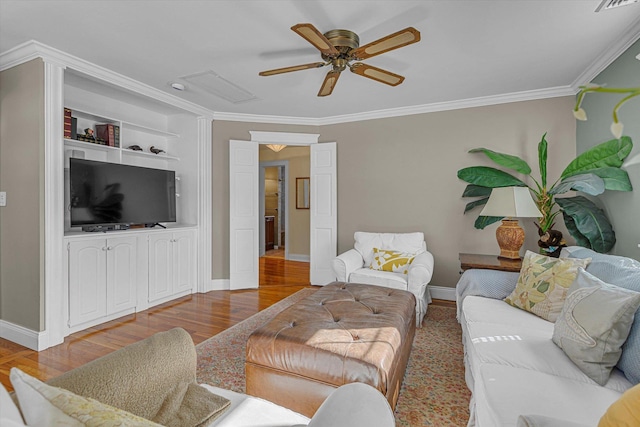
[181,70,258,104]
[595,0,638,12]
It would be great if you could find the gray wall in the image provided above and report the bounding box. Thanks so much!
[212,96,577,287]
[0,58,45,331]
[576,39,640,261]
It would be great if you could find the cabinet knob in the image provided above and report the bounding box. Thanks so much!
[102,247,108,251]
[107,246,113,251]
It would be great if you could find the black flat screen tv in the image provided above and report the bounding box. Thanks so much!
[69,158,176,227]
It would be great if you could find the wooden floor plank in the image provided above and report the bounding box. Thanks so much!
[0,257,455,392]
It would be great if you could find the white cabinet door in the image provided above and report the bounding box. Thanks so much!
[148,233,173,303]
[173,231,195,294]
[106,236,137,314]
[68,240,107,327]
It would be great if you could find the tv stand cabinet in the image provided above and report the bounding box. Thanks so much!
[64,227,196,334]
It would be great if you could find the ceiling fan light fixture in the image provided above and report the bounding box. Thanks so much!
[266,144,287,152]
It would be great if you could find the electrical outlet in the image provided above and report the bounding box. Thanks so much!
[0,192,5,207]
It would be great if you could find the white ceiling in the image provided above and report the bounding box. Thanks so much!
[1,0,639,121]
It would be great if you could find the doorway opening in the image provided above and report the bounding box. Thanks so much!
[229,132,336,290]
[261,164,286,259]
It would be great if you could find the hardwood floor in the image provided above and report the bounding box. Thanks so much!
[0,257,454,392]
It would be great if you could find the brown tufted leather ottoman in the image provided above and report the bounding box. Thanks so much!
[245,282,416,417]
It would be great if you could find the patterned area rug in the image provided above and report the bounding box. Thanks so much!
[196,288,470,426]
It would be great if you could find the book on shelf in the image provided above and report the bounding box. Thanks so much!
[64,108,72,139]
[71,117,77,140]
[95,123,120,147]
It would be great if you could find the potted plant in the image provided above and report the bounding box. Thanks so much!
[457,133,633,254]
[457,85,637,254]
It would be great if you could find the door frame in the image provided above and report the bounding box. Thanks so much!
[230,131,336,289]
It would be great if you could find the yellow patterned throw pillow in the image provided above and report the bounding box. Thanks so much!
[504,250,590,322]
[370,247,416,274]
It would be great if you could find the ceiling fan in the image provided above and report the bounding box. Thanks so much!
[259,23,421,97]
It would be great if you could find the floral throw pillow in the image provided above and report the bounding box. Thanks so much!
[504,250,590,322]
[370,248,416,275]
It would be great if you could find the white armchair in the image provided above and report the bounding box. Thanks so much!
[332,232,434,326]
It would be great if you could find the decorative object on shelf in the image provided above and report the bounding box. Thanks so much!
[573,85,640,138]
[127,145,143,151]
[83,128,95,140]
[458,133,633,254]
[150,146,165,155]
[478,186,543,259]
[76,128,106,144]
[535,224,566,258]
[266,144,287,152]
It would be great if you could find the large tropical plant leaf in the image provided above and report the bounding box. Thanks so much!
[564,167,633,192]
[550,173,605,196]
[561,136,633,179]
[556,196,615,253]
[457,167,528,188]
[462,184,492,197]
[562,214,592,248]
[474,215,503,230]
[538,133,548,188]
[464,197,489,213]
[468,148,532,175]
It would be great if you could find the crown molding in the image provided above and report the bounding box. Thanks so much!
[213,85,575,126]
[249,131,319,144]
[0,40,215,119]
[571,16,640,89]
[213,111,320,126]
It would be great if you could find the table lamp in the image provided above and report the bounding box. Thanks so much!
[479,186,543,260]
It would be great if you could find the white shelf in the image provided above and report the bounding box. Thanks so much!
[122,121,179,138]
[68,107,179,139]
[122,148,179,161]
[64,138,119,152]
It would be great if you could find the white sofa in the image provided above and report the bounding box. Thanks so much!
[456,247,640,427]
[2,328,395,427]
[332,232,434,326]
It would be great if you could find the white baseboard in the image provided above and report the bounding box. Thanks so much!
[208,279,230,291]
[288,254,310,262]
[0,320,47,351]
[429,285,456,302]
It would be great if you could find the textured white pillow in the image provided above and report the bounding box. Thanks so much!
[0,382,26,425]
[10,368,162,426]
[552,268,640,386]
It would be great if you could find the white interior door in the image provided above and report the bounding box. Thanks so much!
[230,140,259,289]
[258,166,266,257]
[310,142,337,285]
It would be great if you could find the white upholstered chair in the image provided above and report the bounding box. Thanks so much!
[331,232,434,326]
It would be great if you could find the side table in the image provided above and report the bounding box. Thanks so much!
[459,253,522,273]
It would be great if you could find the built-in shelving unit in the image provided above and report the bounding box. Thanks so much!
[0,40,214,352]
[59,66,210,337]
